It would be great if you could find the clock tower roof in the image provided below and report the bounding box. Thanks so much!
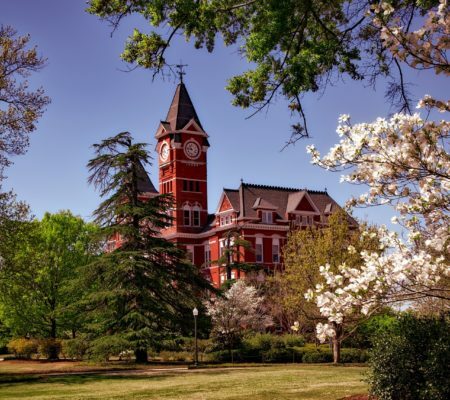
[164,83,203,131]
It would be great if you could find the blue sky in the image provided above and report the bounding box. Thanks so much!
[2,0,448,228]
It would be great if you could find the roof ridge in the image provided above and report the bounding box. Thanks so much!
[242,182,328,194]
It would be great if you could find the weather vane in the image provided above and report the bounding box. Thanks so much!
[175,62,188,83]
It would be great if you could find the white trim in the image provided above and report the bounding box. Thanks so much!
[242,223,289,231]
[289,210,320,215]
[214,192,237,214]
[180,160,206,166]
[292,191,321,214]
[183,118,208,136]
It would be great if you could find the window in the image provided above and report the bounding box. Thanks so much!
[220,214,233,226]
[272,238,280,263]
[186,245,194,263]
[182,180,201,192]
[162,180,173,194]
[219,239,225,258]
[183,207,191,226]
[204,244,211,265]
[255,237,263,263]
[192,208,200,226]
[261,211,273,224]
[295,214,313,226]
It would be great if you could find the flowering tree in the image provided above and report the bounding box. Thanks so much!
[305,1,449,342]
[206,280,272,357]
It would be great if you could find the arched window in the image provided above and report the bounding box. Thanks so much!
[183,203,191,226]
[192,203,201,227]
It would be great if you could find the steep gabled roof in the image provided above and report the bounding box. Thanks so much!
[217,182,354,224]
[252,197,278,210]
[165,83,204,131]
[136,160,158,194]
[223,189,240,211]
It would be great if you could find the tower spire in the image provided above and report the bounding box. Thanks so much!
[175,63,188,84]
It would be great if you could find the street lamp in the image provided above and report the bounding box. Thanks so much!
[193,307,199,366]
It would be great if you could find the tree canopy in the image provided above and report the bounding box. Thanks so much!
[0,25,50,180]
[0,211,97,343]
[87,0,446,140]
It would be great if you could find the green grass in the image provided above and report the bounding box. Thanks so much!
[0,365,367,400]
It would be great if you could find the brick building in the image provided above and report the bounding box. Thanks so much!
[144,82,348,287]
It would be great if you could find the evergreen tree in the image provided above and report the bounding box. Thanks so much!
[84,131,212,363]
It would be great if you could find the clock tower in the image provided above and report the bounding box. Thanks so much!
[155,82,209,237]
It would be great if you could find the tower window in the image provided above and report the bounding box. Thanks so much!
[183,208,191,226]
[192,208,200,226]
[182,179,201,192]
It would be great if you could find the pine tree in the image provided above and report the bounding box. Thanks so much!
[84,131,212,363]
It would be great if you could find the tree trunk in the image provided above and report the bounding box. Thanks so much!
[51,318,57,339]
[332,322,342,364]
[135,348,148,363]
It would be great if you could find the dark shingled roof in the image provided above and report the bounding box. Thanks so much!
[136,160,158,194]
[223,189,240,211]
[165,83,203,130]
[221,183,355,224]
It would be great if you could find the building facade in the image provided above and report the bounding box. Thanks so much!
[148,82,349,287]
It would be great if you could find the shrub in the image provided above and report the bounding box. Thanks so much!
[38,339,62,360]
[87,336,131,361]
[159,351,192,362]
[340,348,369,363]
[302,348,333,363]
[262,347,296,363]
[242,333,283,352]
[281,334,305,348]
[207,349,242,363]
[61,338,89,360]
[369,314,450,400]
[7,338,39,359]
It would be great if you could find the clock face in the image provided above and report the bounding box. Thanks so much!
[184,140,200,160]
[160,143,169,162]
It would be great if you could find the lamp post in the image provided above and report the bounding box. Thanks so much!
[193,307,198,366]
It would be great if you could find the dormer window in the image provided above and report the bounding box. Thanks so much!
[295,214,313,226]
[220,213,233,226]
[262,211,273,224]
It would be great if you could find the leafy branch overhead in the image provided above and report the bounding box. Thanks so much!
[87,0,445,141]
[0,25,50,179]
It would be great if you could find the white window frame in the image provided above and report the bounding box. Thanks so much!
[255,237,263,263]
[186,245,194,264]
[204,243,211,265]
[183,204,191,226]
[272,238,280,263]
[261,211,273,224]
[192,205,201,227]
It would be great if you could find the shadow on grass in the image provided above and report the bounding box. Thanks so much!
[0,366,246,388]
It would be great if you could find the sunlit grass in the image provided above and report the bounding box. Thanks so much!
[0,364,367,400]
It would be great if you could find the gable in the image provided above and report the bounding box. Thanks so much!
[219,195,233,212]
[186,123,199,132]
[296,195,316,212]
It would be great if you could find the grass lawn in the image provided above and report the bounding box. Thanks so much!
[0,364,368,400]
